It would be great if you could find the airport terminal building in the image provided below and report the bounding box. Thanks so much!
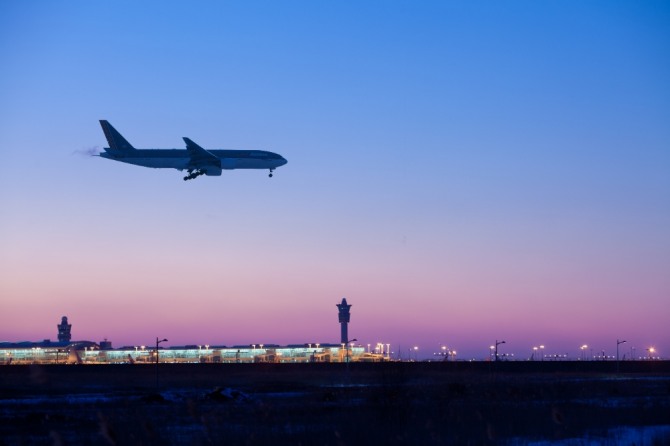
[0,342,373,364]
[1,310,386,364]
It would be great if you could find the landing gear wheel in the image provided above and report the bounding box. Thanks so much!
[269,169,274,178]
[184,169,205,181]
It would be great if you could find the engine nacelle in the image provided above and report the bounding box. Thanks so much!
[204,166,223,176]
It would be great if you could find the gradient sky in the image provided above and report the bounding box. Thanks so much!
[1,1,668,360]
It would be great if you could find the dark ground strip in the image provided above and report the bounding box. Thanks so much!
[1,362,669,445]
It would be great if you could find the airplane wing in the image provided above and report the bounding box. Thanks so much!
[183,137,221,168]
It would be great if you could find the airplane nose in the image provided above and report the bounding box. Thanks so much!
[279,156,288,166]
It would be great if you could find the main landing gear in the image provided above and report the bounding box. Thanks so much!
[184,169,206,181]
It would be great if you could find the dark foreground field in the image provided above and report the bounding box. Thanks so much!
[2,362,670,445]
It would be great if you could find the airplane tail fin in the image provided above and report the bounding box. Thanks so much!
[99,120,136,153]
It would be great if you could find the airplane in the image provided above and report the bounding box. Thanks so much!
[98,120,287,180]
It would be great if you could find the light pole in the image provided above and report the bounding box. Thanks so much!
[345,339,357,363]
[539,345,545,362]
[155,337,168,390]
[616,339,626,362]
[616,339,626,372]
[580,345,588,361]
[155,338,168,364]
[495,340,506,362]
[647,347,655,360]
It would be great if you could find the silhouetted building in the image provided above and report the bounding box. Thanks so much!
[336,298,352,344]
[57,316,71,342]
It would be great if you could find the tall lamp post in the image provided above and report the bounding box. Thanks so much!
[646,347,655,360]
[495,340,506,362]
[156,338,168,365]
[616,339,626,362]
[155,337,168,390]
[580,345,588,361]
[617,339,626,372]
[345,339,357,363]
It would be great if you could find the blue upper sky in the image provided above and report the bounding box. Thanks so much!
[1,1,668,358]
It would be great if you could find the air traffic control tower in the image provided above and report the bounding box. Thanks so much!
[57,316,71,342]
[336,298,352,344]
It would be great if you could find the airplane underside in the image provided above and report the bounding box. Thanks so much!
[118,157,281,180]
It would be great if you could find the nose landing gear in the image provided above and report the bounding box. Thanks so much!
[269,169,274,178]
